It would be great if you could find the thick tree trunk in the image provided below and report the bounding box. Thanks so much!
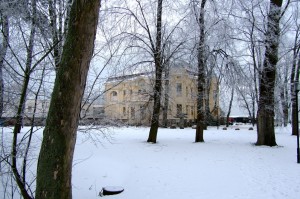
[35,1,101,199]
[256,0,282,146]
[147,71,163,143]
[147,0,163,143]
[195,0,207,142]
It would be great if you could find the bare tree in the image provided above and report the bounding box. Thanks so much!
[256,0,285,146]
[8,1,52,198]
[35,1,101,198]
[100,0,186,140]
[162,57,170,128]
[191,0,207,142]
[147,0,163,143]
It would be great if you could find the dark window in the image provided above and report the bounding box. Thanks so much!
[177,104,182,115]
[176,83,182,95]
[131,107,135,119]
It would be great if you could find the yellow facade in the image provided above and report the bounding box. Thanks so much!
[104,67,219,126]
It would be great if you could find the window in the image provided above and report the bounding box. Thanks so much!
[186,105,189,116]
[93,107,105,118]
[176,83,182,96]
[186,86,188,97]
[123,107,126,116]
[123,90,126,96]
[130,107,135,119]
[191,106,194,116]
[176,104,182,115]
[111,91,118,101]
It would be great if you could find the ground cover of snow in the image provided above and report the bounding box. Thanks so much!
[1,124,300,199]
[72,125,300,199]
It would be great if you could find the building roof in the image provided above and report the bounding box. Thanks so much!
[106,71,153,82]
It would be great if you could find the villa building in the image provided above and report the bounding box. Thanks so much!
[104,65,220,126]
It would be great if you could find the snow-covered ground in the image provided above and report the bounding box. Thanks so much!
[1,124,300,199]
[72,125,300,199]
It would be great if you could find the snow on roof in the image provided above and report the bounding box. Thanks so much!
[106,71,154,83]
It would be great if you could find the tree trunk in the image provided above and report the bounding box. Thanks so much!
[291,28,300,135]
[195,0,207,142]
[0,13,9,118]
[280,86,288,127]
[11,1,38,197]
[35,1,101,199]
[147,0,163,143]
[204,79,210,129]
[251,94,256,126]
[226,88,234,127]
[256,0,282,146]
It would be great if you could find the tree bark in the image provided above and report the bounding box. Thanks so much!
[195,0,207,142]
[35,1,101,198]
[291,27,300,135]
[256,0,282,146]
[226,88,234,127]
[147,0,163,143]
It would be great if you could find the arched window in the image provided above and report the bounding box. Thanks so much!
[111,91,118,101]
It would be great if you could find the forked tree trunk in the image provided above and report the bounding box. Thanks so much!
[195,0,207,142]
[256,0,282,146]
[147,0,163,143]
[35,1,101,198]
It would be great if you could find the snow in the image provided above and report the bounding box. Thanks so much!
[72,125,300,199]
[1,125,300,199]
